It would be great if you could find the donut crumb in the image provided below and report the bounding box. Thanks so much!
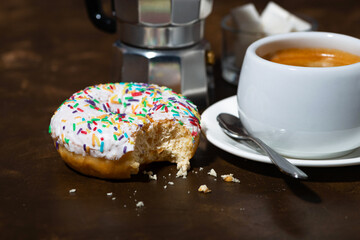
[207,169,217,177]
[198,184,211,193]
[221,174,240,183]
[143,171,157,180]
[136,201,144,208]
[69,189,76,194]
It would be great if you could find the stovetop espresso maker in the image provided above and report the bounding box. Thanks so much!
[85,0,214,108]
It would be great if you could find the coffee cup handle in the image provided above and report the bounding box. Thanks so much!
[85,0,116,34]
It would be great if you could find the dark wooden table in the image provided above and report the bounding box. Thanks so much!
[1,0,360,239]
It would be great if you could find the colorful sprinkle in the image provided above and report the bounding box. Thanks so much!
[50,82,201,160]
[100,141,104,153]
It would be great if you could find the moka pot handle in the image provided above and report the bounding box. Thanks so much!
[84,0,116,33]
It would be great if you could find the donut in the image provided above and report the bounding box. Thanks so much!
[49,82,201,179]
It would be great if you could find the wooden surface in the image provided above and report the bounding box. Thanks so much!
[1,0,360,239]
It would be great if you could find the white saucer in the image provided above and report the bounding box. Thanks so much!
[201,95,360,167]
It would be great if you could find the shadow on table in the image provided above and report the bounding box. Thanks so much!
[214,141,360,204]
[215,143,360,183]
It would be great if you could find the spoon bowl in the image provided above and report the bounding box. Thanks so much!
[217,113,308,179]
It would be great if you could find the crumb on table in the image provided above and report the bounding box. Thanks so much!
[207,168,217,177]
[221,174,240,183]
[198,184,212,193]
[143,171,157,180]
[136,201,144,208]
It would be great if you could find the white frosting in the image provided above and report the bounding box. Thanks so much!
[49,82,201,160]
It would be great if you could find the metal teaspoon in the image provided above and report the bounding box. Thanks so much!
[217,113,308,180]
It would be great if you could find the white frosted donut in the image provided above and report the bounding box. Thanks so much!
[49,82,201,179]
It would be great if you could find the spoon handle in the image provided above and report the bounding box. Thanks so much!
[248,136,308,179]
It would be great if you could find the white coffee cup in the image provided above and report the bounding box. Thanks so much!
[237,32,360,159]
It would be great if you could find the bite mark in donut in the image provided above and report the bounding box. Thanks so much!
[49,82,201,179]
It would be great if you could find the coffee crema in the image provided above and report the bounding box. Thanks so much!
[263,48,360,67]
